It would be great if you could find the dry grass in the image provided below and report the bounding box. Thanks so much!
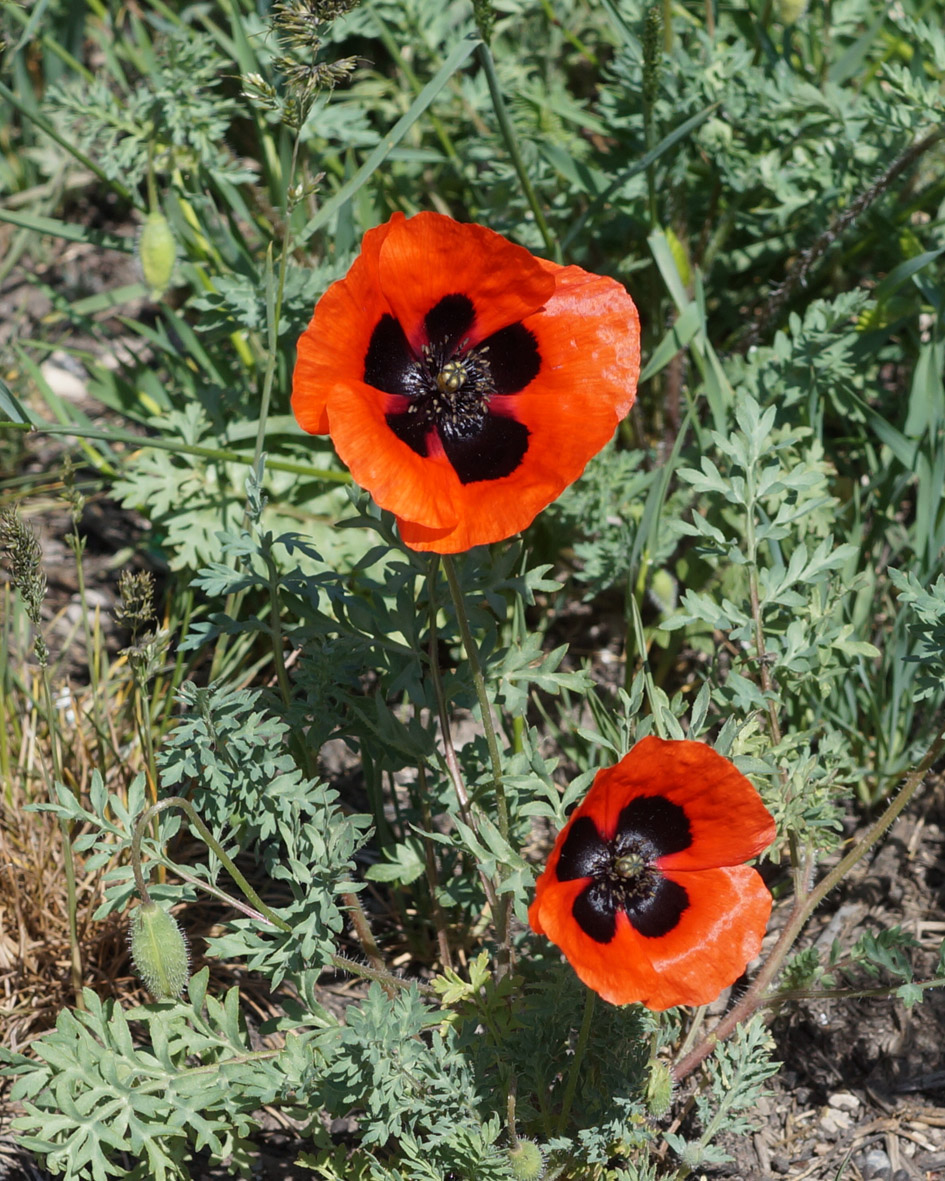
[0,564,164,1049]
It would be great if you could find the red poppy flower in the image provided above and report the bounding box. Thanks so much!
[292,211,641,553]
[529,736,776,1011]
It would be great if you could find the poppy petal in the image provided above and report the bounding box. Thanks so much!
[376,212,556,353]
[326,379,460,534]
[495,263,641,490]
[560,737,775,871]
[529,864,771,1010]
[292,219,394,435]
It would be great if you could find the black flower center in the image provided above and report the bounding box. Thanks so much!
[556,796,693,943]
[364,293,541,485]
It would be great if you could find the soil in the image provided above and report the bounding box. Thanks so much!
[2,233,945,1181]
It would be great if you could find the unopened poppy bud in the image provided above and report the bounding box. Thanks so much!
[507,1140,544,1181]
[138,212,177,299]
[648,568,678,614]
[646,1059,674,1117]
[130,901,190,999]
[775,0,808,22]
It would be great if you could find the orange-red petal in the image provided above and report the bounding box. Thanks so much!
[529,864,771,1010]
[292,219,394,435]
[376,212,556,353]
[529,738,776,1009]
[559,737,776,872]
[325,379,460,535]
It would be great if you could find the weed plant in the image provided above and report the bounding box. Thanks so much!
[1,0,945,1179]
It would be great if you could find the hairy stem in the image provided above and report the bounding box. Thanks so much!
[426,559,500,916]
[557,989,596,1134]
[131,796,292,933]
[475,42,558,260]
[40,664,84,1006]
[441,555,512,970]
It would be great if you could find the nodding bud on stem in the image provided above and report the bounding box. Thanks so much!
[130,902,190,1000]
[506,1140,544,1181]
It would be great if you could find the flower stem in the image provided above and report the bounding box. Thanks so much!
[417,762,454,972]
[211,129,304,686]
[441,555,507,836]
[264,545,293,710]
[475,42,558,261]
[341,890,392,986]
[131,796,292,933]
[557,989,596,1134]
[426,559,500,915]
[437,557,512,975]
[40,664,83,1006]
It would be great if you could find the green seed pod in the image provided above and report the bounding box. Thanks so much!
[507,1140,544,1181]
[130,901,190,999]
[138,211,177,299]
[645,1059,674,1118]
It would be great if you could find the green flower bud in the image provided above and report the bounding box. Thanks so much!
[646,1059,674,1118]
[507,1139,544,1181]
[130,902,190,999]
[138,212,177,299]
[648,568,678,615]
[775,0,808,23]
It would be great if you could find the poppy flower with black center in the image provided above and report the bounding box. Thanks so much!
[529,736,776,1011]
[292,211,641,553]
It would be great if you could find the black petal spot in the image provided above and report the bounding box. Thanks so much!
[573,880,617,943]
[625,876,688,939]
[386,408,430,458]
[571,875,690,944]
[478,323,541,394]
[424,294,475,356]
[556,816,610,882]
[365,315,423,397]
[440,412,530,484]
[615,796,691,861]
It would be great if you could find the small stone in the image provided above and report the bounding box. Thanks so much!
[40,361,87,403]
[827,1091,860,1111]
[863,1147,892,1180]
[819,1107,852,1134]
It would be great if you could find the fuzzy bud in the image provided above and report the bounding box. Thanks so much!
[775,0,808,23]
[138,212,177,300]
[130,902,190,999]
[507,1140,544,1181]
[645,1059,674,1118]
